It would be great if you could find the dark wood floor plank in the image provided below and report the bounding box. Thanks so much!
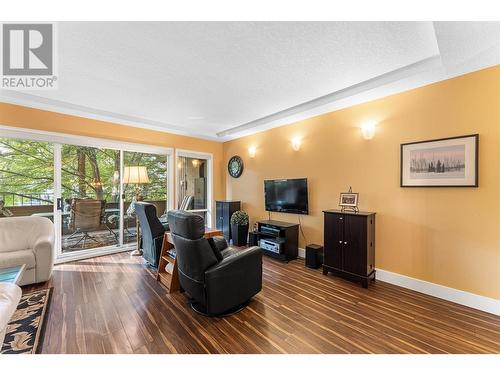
[21,251,499,354]
[263,259,499,354]
[260,276,431,353]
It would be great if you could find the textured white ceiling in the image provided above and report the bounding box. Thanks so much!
[1,21,499,141]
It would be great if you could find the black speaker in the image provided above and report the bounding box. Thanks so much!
[305,244,323,269]
[248,231,259,246]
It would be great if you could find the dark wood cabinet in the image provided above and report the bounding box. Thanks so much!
[215,200,241,242]
[323,209,375,288]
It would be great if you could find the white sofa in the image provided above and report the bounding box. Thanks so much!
[0,282,22,348]
[0,216,55,286]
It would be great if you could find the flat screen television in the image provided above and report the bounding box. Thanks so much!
[264,178,309,215]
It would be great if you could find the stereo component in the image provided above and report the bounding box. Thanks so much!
[260,225,281,237]
[259,239,282,254]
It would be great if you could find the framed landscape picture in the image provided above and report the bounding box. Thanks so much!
[400,134,478,187]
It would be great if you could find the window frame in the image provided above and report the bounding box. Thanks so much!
[175,148,213,227]
[0,124,174,263]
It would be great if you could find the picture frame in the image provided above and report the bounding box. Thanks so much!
[400,134,478,187]
[339,192,359,208]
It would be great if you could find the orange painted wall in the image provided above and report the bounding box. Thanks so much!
[0,103,225,217]
[223,66,500,300]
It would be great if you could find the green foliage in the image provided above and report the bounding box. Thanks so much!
[0,138,168,207]
[123,151,168,202]
[0,138,53,206]
[230,210,249,226]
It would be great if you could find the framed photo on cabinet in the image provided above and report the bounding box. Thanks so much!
[339,192,358,207]
[400,134,478,187]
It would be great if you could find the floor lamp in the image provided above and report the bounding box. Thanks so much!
[123,166,150,256]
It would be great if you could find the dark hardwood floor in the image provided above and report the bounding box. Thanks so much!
[25,252,500,354]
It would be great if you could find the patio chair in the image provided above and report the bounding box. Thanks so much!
[107,198,137,240]
[159,195,193,224]
[67,198,106,249]
[178,195,194,211]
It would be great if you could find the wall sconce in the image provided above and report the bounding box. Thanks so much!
[248,146,256,158]
[361,122,376,140]
[291,137,301,151]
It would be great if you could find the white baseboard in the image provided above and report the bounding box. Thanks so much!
[298,247,305,258]
[293,248,499,316]
[376,268,500,316]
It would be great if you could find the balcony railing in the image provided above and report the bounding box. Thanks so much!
[0,192,53,206]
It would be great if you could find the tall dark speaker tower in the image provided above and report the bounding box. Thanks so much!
[215,200,241,242]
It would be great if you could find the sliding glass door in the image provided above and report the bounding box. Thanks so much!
[0,128,173,262]
[176,150,212,226]
[122,151,168,245]
[60,144,122,253]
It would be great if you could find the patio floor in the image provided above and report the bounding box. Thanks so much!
[61,227,137,253]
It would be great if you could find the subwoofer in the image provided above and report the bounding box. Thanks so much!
[305,244,323,269]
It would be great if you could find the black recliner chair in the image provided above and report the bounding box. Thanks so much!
[135,202,168,267]
[168,210,262,316]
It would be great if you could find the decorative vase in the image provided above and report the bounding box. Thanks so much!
[231,224,249,246]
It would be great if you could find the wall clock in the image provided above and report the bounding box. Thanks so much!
[228,155,244,178]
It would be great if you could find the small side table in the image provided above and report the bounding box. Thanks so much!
[0,264,26,285]
[156,233,179,293]
[157,228,223,293]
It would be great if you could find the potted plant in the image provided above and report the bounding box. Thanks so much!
[230,210,249,246]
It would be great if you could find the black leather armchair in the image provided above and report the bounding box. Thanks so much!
[135,202,168,267]
[168,210,262,316]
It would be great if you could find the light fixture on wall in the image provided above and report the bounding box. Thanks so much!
[361,121,377,140]
[291,137,301,151]
[248,146,256,158]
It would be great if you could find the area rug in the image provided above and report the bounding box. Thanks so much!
[1,288,52,354]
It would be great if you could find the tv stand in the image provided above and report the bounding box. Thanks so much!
[255,220,299,262]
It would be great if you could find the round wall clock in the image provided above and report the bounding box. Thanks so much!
[228,155,244,178]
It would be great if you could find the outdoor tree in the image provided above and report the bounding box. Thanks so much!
[0,138,168,207]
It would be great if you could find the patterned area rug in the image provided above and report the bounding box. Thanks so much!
[1,288,52,354]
